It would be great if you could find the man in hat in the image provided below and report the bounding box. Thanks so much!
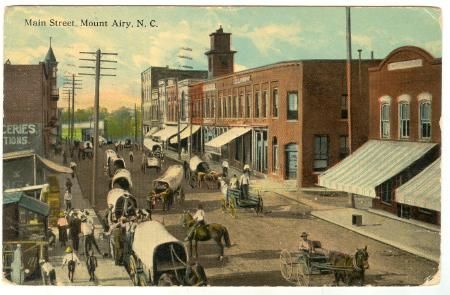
[298,232,313,253]
[86,250,98,282]
[57,212,69,247]
[40,259,56,285]
[61,246,80,283]
[64,189,72,211]
[185,204,206,241]
[69,213,81,252]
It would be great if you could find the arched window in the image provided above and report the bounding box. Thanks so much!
[379,96,391,139]
[398,95,411,139]
[419,100,432,139]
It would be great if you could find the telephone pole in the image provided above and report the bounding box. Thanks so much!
[63,74,82,145]
[79,49,118,207]
[62,89,71,143]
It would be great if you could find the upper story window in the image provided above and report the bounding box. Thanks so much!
[272,88,279,118]
[341,94,348,119]
[218,96,222,118]
[287,92,298,120]
[398,95,411,139]
[314,135,328,171]
[419,99,432,140]
[245,93,251,118]
[238,95,243,118]
[379,96,392,139]
[254,92,260,118]
[232,96,237,118]
[339,135,349,159]
[261,91,267,118]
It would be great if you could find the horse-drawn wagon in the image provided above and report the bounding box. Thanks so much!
[150,165,184,211]
[280,245,369,286]
[106,188,137,222]
[142,139,163,173]
[111,169,133,191]
[127,221,188,286]
[105,149,126,177]
[219,179,263,217]
[188,156,219,189]
[79,141,93,159]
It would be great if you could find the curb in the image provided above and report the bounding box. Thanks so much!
[310,211,440,263]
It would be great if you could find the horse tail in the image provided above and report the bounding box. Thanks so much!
[222,227,231,247]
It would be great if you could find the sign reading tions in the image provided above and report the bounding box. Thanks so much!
[3,123,42,154]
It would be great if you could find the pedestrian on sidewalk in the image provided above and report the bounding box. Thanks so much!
[183,160,189,180]
[69,213,81,252]
[40,259,56,285]
[86,250,98,282]
[57,212,69,248]
[61,246,81,283]
[81,217,103,257]
[65,178,73,193]
[70,161,77,178]
[110,222,124,265]
[64,190,72,211]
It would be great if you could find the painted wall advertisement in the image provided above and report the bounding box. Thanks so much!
[3,123,42,154]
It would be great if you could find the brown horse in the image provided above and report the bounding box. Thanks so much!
[180,212,231,261]
[328,246,369,286]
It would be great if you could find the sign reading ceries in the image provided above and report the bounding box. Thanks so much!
[387,59,423,71]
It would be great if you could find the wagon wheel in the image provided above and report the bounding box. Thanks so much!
[296,256,311,286]
[280,249,294,281]
[128,255,139,286]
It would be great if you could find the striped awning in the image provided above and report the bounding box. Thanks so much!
[205,127,251,155]
[318,140,437,198]
[152,125,187,142]
[396,157,440,212]
[170,125,201,144]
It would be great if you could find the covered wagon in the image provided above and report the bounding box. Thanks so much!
[128,221,188,286]
[151,165,184,211]
[189,156,220,189]
[111,169,133,191]
[106,150,126,177]
[106,188,137,221]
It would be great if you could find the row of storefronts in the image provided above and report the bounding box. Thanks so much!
[141,27,441,224]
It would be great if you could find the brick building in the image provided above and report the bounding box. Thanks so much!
[319,46,441,224]
[3,44,59,156]
[140,66,207,137]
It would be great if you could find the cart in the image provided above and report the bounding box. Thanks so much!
[151,165,185,211]
[105,149,126,177]
[142,156,161,174]
[222,187,263,218]
[127,221,188,286]
[80,141,93,160]
[111,169,133,191]
[280,246,367,286]
[188,156,215,188]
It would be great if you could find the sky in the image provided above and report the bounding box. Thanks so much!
[3,5,442,111]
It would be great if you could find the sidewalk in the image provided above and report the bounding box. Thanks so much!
[277,191,440,263]
[47,152,132,286]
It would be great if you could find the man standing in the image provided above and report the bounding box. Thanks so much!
[82,217,103,256]
[222,160,229,178]
[229,174,239,190]
[57,212,69,247]
[86,250,98,282]
[239,169,250,200]
[64,190,72,211]
[11,244,24,284]
[70,160,77,178]
[65,178,73,193]
[61,246,81,283]
[40,259,56,285]
[129,150,134,163]
[69,213,81,252]
[183,160,189,180]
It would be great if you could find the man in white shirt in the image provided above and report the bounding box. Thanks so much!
[81,218,102,256]
[185,204,206,241]
[40,259,56,285]
[222,160,229,177]
[298,232,313,253]
[61,246,81,283]
[64,190,72,210]
[239,170,250,199]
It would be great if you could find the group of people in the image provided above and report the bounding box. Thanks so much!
[104,205,151,266]
[227,164,251,199]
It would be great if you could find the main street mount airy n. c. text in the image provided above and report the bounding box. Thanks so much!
[24,18,158,29]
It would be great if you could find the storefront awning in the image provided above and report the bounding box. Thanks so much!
[205,127,251,155]
[3,149,35,160]
[170,125,201,144]
[36,155,73,174]
[145,127,159,138]
[4,184,48,194]
[152,125,187,142]
[395,157,440,212]
[3,192,50,216]
[318,140,437,198]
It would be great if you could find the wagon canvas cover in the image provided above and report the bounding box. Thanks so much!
[154,165,183,189]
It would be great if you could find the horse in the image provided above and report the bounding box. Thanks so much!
[328,246,369,286]
[151,188,174,212]
[157,262,208,286]
[180,211,231,261]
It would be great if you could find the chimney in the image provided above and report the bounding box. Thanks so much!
[371,51,374,60]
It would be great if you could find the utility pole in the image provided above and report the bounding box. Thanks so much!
[79,49,117,207]
[63,75,82,145]
[346,7,355,208]
[62,89,71,143]
[176,77,181,160]
[189,87,193,159]
[134,103,138,145]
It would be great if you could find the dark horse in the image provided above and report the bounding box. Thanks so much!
[328,246,369,286]
[180,212,231,261]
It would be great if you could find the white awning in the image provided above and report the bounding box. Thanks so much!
[4,184,48,193]
[396,157,440,212]
[145,127,159,138]
[169,125,200,144]
[36,155,73,174]
[205,127,251,155]
[318,140,437,198]
[152,125,187,142]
